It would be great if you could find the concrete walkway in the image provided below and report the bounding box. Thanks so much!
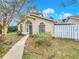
[2,35,29,59]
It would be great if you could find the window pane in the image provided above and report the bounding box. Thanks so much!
[39,22,45,32]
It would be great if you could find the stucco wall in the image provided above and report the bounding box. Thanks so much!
[18,24,20,31]
[18,16,54,35]
[32,17,54,35]
[67,18,79,24]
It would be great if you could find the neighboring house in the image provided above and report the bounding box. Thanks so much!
[54,16,79,39]
[18,8,54,35]
[64,16,79,24]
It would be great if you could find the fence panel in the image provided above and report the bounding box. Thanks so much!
[54,24,79,40]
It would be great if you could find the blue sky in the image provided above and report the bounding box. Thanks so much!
[10,0,79,26]
[34,0,79,19]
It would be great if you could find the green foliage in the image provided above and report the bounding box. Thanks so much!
[6,32,17,45]
[35,38,52,46]
[0,44,7,57]
[8,26,18,33]
[32,32,53,47]
[35,39,44,46]
[23,51,44,59]
[23,52,32,59]
[0,30,1,34]
[5,38,13,45]
[16,31,22,35]
[62,19,66,22]
[0,27,2,34]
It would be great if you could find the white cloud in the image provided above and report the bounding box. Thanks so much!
[64,13,72,18]
[58,15,63,19]
[42,8,55,17]
[58,12,72,19]
[77,0,79,2]
[58,12,64,19]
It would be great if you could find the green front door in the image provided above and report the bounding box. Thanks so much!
[29,25,32,35]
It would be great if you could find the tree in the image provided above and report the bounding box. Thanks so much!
[0,0,34,40]
[60,0,78,8]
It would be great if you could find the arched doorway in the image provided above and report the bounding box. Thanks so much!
[39,22,45,32]
[26,21,32,35]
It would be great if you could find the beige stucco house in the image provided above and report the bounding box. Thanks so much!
[18,8,54,35]
[65,16,79,24]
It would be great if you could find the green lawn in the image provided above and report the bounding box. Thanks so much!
[0,32,22,59]
[7,32,20,39]
[6,32,19,45]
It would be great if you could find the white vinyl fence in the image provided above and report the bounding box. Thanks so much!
[54,24,79,40]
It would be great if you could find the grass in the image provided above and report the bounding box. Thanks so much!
[7,32,19,40]
[0,32,22,58]
[6,32,22,45]
[47,39,79,59]
[6,32,17,44]
[23,51,44,59]
[23,34,79,59]
[32,33,52,47]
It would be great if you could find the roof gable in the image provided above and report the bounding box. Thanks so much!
[17,14,54,25]
[29,14,54,23]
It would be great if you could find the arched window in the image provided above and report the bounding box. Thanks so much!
[39,22,45,32]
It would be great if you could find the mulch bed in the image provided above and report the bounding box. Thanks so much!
[24,37,55,58]
[25,37,44,55]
